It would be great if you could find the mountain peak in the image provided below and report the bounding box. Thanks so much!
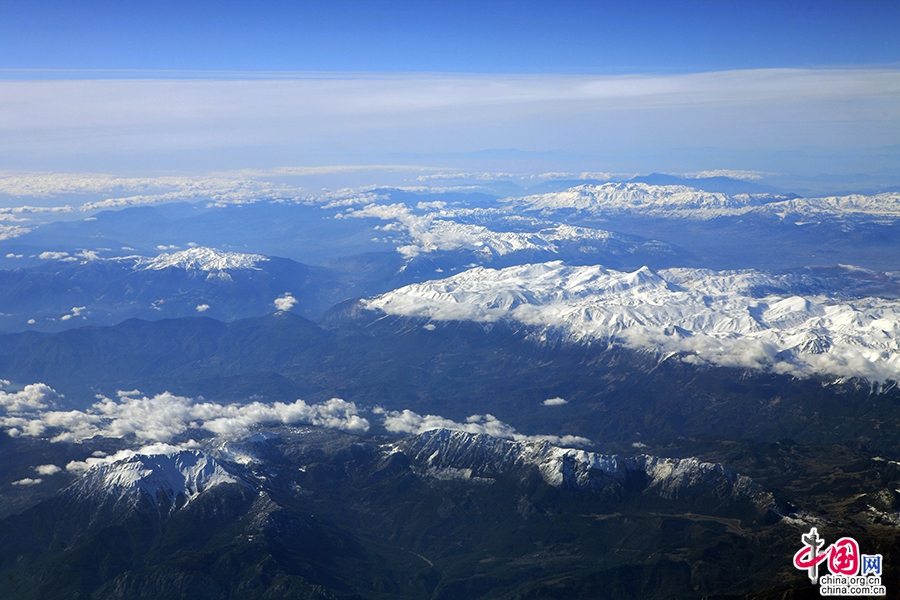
[69,449,241,513]
[136,247,269,272]
[398,429,773,509]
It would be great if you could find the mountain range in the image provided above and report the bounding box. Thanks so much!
[0,426,835,600]
[1,180,898,599]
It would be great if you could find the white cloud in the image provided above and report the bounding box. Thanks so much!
[380,408,590,448]
[34,464,62,476]
[542,397,568,406]
[274,294,297,312]
[38,251,69,260]
[12,477,42,486]
[76,249,99,260]
[0,225,30,241]
[0,383,59,412]
[60,306,86,321]
[196,303,210,312]
[0,388,369,443]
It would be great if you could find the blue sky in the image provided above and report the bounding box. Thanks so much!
[0,1,898,180]
[3,1,898,73]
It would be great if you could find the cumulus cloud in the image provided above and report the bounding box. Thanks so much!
[12,478,42,486]
[76,250,99,260]
[542,397,568,406]
[196,303,210,312]
[39,251,69,260]
[34,464,62,476]
[0,388,369,443]
[0,383,59,412]
[379,408,590,448]
[60,306,86,321]
[0,224,30,241]
[274,294,297,312]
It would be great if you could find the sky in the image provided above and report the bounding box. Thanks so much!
[0,1,898,181]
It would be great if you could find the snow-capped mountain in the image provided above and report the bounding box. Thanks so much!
[342,201,680,268]
[67,449,240,515]
[506,182,784,219]
[0,425,803,600]
[132,247,269,273]
[59,428,773,516]
[507,182,900,222]
[395,221,639,259]
[0,246,340,332]
[363,262,900,381]
[398,429,773,507]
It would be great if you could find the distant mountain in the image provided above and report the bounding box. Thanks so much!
[626,173,778,195]
[3,180,900,599]
[365,261,900,382]
[0,427,796,600]
[400,429,777,512]
[0,247,345,332]
[509,182,900,224]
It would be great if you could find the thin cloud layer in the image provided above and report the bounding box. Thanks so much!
[1,69,896,173]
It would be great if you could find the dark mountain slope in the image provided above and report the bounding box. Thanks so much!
[1,310,898,454]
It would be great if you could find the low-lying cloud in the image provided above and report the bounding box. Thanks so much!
[543,397,568,406]
[0,387,369,443]
[274,293,298,312]
[376,407,590,448]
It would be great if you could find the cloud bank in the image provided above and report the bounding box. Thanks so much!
[1,69,897,173]
[0,387,369,443]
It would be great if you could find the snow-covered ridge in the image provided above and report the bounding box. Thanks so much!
[363,262,900,381]
[508,182,900,221]
[508,182,778,218]
[135,247,268,272]
[399,221,651,260]
[69,449,239,512]
[399,429,768,505]
[341,202,670,261]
